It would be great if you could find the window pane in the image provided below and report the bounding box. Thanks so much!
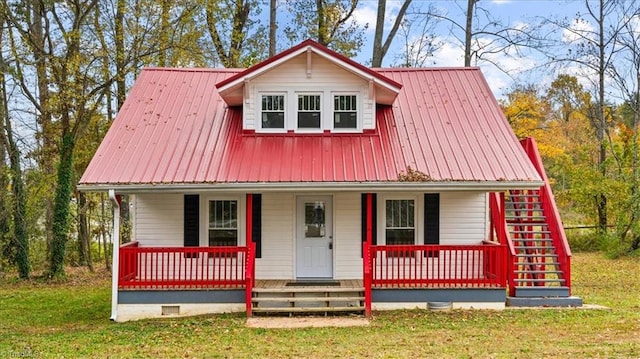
[298,112,321,128]
[333,95,357,128]
[385,199,415,245]
[304,202,325,238]
[261,95,285,129]
[334,112,357,128]
[262,112,284,128]
[209,200,238,246]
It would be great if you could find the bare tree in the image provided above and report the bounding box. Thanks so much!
[371,0,412,67]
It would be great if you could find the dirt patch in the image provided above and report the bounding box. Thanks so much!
[246,316,370,329]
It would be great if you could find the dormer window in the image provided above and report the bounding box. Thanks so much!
[297,94,321,129]
[333,94,357,129]
[261,94,285,129]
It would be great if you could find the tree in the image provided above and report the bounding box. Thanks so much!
[371,0,412,67]
[284,0,365,57]
[393,3,442,67]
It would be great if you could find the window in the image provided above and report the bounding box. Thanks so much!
[333,95,357,129]
[297,94,321,129]
[208,200,238,247]
[385,199,415,245]
[261,95,285,129]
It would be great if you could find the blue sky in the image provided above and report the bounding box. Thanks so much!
[347,0,590,98]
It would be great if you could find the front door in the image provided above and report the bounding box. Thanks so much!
[296,196,333,278]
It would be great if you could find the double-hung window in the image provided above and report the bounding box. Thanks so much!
[297,94,321,129]
[333,95,357,129]
[261,94,285,129]
[208,200,238,247]
[385,199,415,245]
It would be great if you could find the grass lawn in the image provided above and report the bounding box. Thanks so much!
[1,252,639,358]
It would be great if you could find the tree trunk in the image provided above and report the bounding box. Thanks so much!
[269,0,277,57]
[464,0,477,67]
[596,0,608,234]
[49,133,76,278]
[371,0,412,67]
[77,191,93,271]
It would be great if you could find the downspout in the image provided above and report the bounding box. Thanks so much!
[109,189,121,321]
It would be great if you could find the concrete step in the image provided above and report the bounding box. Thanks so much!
[513,286,570,297]
[507,296,583,307]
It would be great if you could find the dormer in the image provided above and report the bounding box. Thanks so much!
[215,39,402,133]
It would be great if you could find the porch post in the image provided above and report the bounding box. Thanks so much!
[364,193,373,317]
[108,190,121,321]
[245,193,254,317]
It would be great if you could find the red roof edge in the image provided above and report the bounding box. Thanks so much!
[215,39,403,91]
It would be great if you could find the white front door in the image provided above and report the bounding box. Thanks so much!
[296,196,333,278]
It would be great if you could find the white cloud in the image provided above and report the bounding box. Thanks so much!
[562,18,595,44]
[491,0,512,4]
[352,3,377,32]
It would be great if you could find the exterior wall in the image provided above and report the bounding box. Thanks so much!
[440,192,488,245]
[131,191,489,281]
[134,193,183,247]
[255,193,295,279]
[244,53,374,131]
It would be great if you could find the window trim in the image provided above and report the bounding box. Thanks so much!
[258,92,287,133]
[201,195,245,247]
[331,93,360,131]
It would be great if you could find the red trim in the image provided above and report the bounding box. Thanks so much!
[245,194,254,317]
[364,193,373,316]
[215,39,402,91]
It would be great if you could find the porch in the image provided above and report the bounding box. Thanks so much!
[116,241,508,316]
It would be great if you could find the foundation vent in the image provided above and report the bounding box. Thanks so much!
[161,305,180,316]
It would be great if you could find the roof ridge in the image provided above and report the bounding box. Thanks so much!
[142,67,243,73]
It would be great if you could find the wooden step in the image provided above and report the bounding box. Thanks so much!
[252,306,365,313]
[253,287,364,293]
[514,270,562,274]
[253,296,364,303]
[513,278,566,283]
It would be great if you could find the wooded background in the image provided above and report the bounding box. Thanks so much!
[1,0,639,280]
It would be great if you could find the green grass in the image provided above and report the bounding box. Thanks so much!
[1,253,639,358]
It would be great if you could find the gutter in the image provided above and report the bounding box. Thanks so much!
[108,190,120,322]
[79,180,545,194]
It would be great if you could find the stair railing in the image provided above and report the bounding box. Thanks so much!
[489,192,517,296]
[520,137,572,293]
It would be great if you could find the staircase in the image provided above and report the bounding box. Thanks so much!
[251,284,366,316]
[504,138,582,307]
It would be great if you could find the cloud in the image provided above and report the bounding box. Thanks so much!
[562,18,595,43]
[491,0,512,4]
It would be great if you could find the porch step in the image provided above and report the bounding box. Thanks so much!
[252,285,365,316]
[513,286,570,297]
[507,296,583,307]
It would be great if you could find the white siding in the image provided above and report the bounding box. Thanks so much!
[440,192,487,245]
[333,193,363,279]
[255,193,295,279]
[134,193,183,247]
[244,53,374,131]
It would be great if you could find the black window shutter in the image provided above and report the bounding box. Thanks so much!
[184,195,199,247]
[251,194,262,258]
[424,193,440,245]
[361,193,377,256]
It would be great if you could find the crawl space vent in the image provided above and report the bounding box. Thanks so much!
[161,305,180,315]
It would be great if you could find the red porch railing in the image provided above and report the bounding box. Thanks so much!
[367,243,507,288]
[489,192,517,294]
[118,244,251,290]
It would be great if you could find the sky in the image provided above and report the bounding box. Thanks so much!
[345,0,594,98]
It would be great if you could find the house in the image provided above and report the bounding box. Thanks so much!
[79,40,581,322]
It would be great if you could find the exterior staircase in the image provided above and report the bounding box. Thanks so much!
[251,284,366,316]
[504,138,582,307]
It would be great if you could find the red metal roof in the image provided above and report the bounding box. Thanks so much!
[79,66,541,190]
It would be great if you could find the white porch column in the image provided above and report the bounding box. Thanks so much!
[109,190,120,321]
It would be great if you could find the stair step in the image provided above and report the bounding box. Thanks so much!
[253,296,364,303]
[252,306,365,313]
[514,278,566,283]
[510,238,552,242]
[514,246,554,250]
[507,296,583,307]
[253,287,364,293]
[513,286,571,298]
[515,253,558,258]
[514,270,562,274]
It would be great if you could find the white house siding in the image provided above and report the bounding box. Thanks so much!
[255,193,295,279]
[244,53,375,131]
[333,193,363,279]
[133,193,183,247]
[439,192,487,245]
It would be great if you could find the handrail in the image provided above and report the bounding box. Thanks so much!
[363,241,372,317]
[521,137,572,292]
[489,192,516,295]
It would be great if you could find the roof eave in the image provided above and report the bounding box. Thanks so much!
[77,180,545,194]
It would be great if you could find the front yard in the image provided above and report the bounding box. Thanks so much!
[1,253,638,358]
